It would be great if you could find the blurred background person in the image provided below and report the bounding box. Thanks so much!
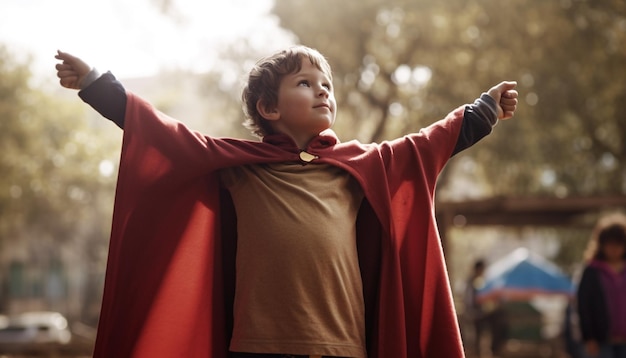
[463,259,487,357]
[577,213,626,358]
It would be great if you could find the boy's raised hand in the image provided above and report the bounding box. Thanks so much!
[55,50,91,90]
[487,81,518,120]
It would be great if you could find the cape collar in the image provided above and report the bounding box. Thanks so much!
[262,129,339,152]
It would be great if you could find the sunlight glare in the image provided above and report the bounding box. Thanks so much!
[0,0,280,79]
[99,160,115,178]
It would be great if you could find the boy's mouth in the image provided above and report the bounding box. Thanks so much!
[314,103,331,110]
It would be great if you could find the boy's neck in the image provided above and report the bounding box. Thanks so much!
[275,130,320,150]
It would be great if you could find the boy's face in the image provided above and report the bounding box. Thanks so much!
[267,59,336,146]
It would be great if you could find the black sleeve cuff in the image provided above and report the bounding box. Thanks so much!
[451,94,498,156]
[78,71,127,129]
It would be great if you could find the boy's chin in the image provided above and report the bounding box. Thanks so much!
[318,120,335,132]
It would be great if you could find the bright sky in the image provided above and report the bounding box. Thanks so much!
[0,0,293,80]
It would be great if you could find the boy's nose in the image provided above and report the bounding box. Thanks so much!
[318,86,330,97]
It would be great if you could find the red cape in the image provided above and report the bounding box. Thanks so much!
[93,92,467,357]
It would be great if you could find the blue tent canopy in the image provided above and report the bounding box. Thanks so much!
[478,248,574,300]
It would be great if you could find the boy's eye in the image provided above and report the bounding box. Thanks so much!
[297,80,332,91]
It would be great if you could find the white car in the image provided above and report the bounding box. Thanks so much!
[0,311,71,345]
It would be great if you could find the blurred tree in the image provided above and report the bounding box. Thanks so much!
[0,46,119,318]
[272,0,626,198]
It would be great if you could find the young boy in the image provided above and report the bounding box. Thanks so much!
[55,46,517,358]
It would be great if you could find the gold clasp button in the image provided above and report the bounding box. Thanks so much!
[299,151,319,163]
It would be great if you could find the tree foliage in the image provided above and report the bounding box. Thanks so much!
[0,46,119,304]
[271,0,626,197]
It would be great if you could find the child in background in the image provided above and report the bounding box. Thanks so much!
[55,46,517,358]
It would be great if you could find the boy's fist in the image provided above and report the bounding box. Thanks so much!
[55,50,91,90]
[488,81,518,120]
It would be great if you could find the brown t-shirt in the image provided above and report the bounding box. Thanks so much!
[220,162,366,357]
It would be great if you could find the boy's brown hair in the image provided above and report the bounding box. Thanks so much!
[242,46,333,138]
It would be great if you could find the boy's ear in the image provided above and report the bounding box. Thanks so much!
[256,99,280,121]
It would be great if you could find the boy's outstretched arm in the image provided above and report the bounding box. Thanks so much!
[55,50,92,90]
[487,81,518,120]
